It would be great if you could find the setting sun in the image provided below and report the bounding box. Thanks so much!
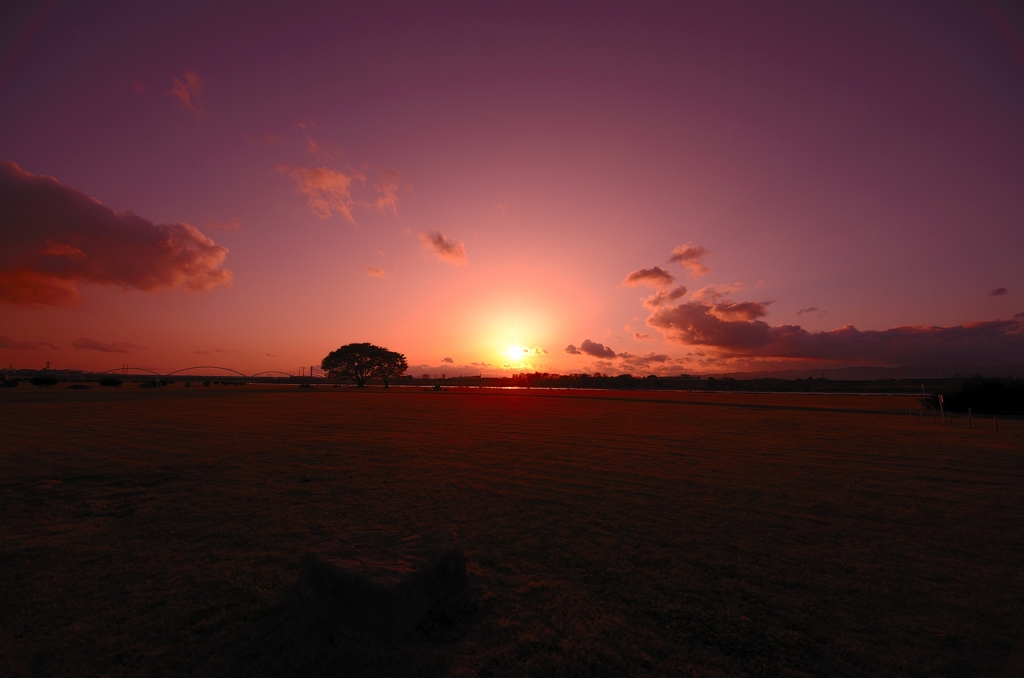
[506,345,530,362]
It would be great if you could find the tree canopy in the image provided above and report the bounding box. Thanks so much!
[321,343,408,387]
[375,350,408,388]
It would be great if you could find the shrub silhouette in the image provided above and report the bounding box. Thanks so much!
[99,377,122,387]
[30,376,59,387]
[937,376,1024,415]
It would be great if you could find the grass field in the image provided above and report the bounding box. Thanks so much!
[2,385,1023,677]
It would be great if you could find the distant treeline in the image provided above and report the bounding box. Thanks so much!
[922,376,1024,415]
[393,372,966,395]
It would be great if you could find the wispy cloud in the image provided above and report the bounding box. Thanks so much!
[370,168,400,214]
[633,332,651,341]
[670,243,710,277]
[420,230,467,266]
[990,287,1008,296]
[0,162,231,307]
[72,338,145,353]
[204,217,242,232]
[280,165,401,222]
[305,138,344,160]
[366,266,385,278]
[0,336,59,350]
[442,357,454,363]
[169,71,205,120]
[565,344,581,354]
[279,165,363,222]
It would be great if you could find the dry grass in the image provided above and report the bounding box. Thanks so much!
[2,386,1023,677]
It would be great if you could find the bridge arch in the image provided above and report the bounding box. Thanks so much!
[164,366,249,378]
[99,366,161,376]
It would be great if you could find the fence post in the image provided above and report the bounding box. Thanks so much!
[968,408,972,429]
[994,417,999,433]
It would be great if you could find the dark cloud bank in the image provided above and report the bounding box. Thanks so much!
[0,162,232,306]
[620,244,1024,368]
[648,301,1024,365]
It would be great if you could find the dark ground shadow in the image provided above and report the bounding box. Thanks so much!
[199,584,486,677]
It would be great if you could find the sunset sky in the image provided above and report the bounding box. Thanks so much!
[2,1,1023,376]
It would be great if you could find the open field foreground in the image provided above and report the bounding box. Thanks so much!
[2,386,1023,677]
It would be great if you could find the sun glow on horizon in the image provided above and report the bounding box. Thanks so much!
[506,345,530,362]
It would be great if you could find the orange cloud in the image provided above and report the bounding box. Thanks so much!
[369,168,400,214]
[0,162,232,307]
[707,300,771,322]
[279,165,364,222]
[420,230,467,266]
[304,137,345,160]
[670,243,710,277]
[169,71,205,120]
[622,266,675,288]
[691,283,743,303]
[366,266,385,278]
[642,285,688,309]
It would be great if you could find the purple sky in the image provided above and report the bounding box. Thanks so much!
[2,1,1023,375]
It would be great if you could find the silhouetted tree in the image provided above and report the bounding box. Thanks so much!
[322,343,409,387]
[322,343,385,387]
[375,350,408,388]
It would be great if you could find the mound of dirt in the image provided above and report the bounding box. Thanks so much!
[298,528,470,641]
